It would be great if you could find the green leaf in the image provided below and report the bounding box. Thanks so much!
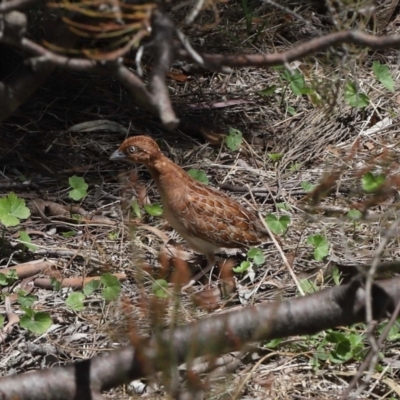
[20,310,52,335]
[107,232,119,240]
[265,214,291,235]
[19,231,37,251]
[0,273,7,286]
[7,269,18,281]
[144,203,163,217]
[0,315,4,326]
[0,270,18,286]
[276,202,290,211]
[101,273,121,301]
[307,234,329,261]
[344,82,370,108]
[0,192,31,227]
[62,231,76,238]
[362,172,385,193]
[301,182,315,192]
[247,248,265,266]
[66,292,85,311]
[17,292,37,307]
[282,69,305,96]
[131,200,141,218]
[68,176,88,201]
[188,169,209,184]
[233,260,251,273]
[299,279,318,294]
[268,153,282,161]
[331,266,341,286]
[225,127,243,151]
[286,106,296,116]
[264,338,282,349]
[347,209,362,221]
[372,61,395,92]
[152,279,169,298]
[51,278,62,291]
[258,85,277,97]
[289,163,301,171]
[83,279,101,296]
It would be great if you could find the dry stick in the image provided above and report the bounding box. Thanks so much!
[0,259,56,279]
[147,9,179,129]
[0,13,178,129]
[178,30,400,69]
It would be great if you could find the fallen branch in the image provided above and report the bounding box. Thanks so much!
[0,276,398,399]
[177,30,400,69]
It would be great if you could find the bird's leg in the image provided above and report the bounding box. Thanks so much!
[181,254,216,291]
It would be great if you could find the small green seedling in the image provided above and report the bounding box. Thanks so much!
[268,153,282,162]
[20,307,52,335]
[83,279,101,297]
[265,214,291,235]
[281,69,314,96]
[258,85,277,97]
[298,278,319,295]
[62,231,76,238]
[276,202,291,211]
[152,279,169,298]
[307,234,329,261]
[144,203,163,217]
[66,274,121,312]
[131,199,142,218]
[372,61,394,92]
[107,232,119,240]
[100,273,121,301]
[233,247,265,273]
[188,169,209,184]
[225,127,243,151]
[0,192,30,227]
[66,292,85,312]
[17,290,38,307]
[344,82,370,108]
[0,270,18,286]
[68,176,88,201]
[301,181,315,193]
[362,172,385,193]
[347,209,362,233]
[18,231,37,251]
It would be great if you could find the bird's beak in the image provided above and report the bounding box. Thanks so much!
[110,149,126,161]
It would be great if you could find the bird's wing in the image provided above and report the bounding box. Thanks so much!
[169,181,270,248]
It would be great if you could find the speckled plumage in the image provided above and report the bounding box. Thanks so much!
[110,136,271,283]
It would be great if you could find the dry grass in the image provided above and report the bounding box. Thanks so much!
[1,0,400,398]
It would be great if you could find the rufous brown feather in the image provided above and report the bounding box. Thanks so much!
[110,135,272,288]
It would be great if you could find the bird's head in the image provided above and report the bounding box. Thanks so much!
[110,136,162,166]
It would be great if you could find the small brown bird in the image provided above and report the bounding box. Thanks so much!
[110,136,272,287]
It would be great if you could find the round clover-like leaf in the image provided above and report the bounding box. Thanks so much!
[68,176,88,201]
[20,310,52,335]
[101,273,121,301]
[265,214,291,235]
[66,292,85,311]
[0,192,31,227]
[187,169,209,184]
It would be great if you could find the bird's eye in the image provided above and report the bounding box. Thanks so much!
[128,146,136,154]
